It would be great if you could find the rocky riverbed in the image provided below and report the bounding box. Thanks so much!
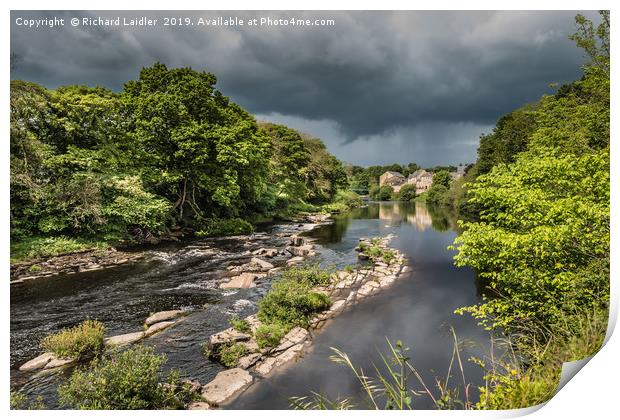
[12,213,337,403]
[195,234,408,408]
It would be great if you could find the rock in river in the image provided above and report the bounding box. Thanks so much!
[201,368,253,405]
[105,331,145,347]
[145,310,186,326]
[19,352,54,371]
[144,321,175,336]
[220,272,263,289]
[249,257,274,271]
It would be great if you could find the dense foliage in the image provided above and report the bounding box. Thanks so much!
[41,320,106,359]
[450,11,610,409]
[58,346,195,409]
[10,65,351,261]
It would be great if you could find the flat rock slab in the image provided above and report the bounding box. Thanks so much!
[145,310,186,326]
[45,356,76,369]
[250,257,274,271]
[208,328,252,351]
[105,331,145,347]
[238,352,262,369]
[220,272,261,289]
[273,327,309,353]
[19,352,54,371]
[201,368,253,406]
[255,343,304,377]
[286,256,305,266]
[144,321,175,336]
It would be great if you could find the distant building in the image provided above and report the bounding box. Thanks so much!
[450,164,467,181]
[407,169,433,194]
[379,171,406,192]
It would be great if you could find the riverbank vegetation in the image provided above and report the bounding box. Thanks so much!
[295,11,610,410]
[58,346,197,409]
[10,67,356,263]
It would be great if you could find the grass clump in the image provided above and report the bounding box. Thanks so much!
[219,342,249,368]
[229,316,251,334]
[41,320,106,359]
[196,218,254,237]
[283,263,332,287]
[258,278,331,329]
[58,345,195,409]
[254,264,332,350]
[10,236,108,263]
[255,323,288,349]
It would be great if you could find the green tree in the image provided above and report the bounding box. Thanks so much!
[395,184,417,201]
[122,63,271,223]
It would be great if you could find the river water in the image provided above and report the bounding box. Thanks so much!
[10,202,489,409]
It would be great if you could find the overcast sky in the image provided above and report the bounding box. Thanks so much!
[10,10,595,167]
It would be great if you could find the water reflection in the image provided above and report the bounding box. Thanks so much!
[230,202,489,410]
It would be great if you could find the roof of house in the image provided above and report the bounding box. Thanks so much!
[383,171,404,177]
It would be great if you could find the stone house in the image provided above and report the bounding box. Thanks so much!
[379,171,406,192]
[407,169,433,194]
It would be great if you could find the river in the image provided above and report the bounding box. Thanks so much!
[10,201,489,409]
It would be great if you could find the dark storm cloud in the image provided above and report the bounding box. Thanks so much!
[10,10,593,165]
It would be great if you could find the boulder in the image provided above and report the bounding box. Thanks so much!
[252,248,278,258]
[145,310,186,326]
[144,321,175,336]
[220,272,260,289]
[237,352,262,369]
[19,352,54,371]
[267,267,283,276]
[207,328,251,353]
[289,235,304,246]
[105,331,145,347]
[201,368,253,405]
[250,257,274,271]
[285,245,314,257]
[286,256,305,266]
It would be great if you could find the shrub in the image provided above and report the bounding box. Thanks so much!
[255,323,288,349]
[58,346,193,409]
[395,184,417,201]
[219,342,249,368]
[229,316,251,334]
[196,218,254,237]
[370,185,394,201]
[425,184,449,205]
[41,320,106,359]
[323,190,363,212]
[258,279,331,328]
[282,263,332,287]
